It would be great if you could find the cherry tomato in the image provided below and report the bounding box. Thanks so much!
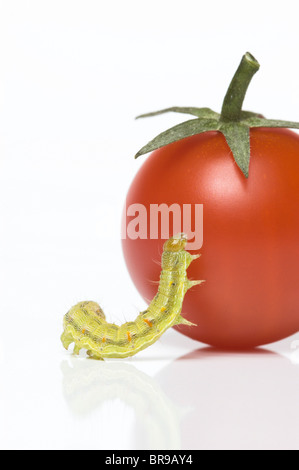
[122,127,299,348]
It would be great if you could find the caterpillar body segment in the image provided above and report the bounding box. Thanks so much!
[61,233,203,359]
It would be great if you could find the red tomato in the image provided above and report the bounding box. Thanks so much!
[122,127,299,349]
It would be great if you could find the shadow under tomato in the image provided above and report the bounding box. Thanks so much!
[178,345,273,358]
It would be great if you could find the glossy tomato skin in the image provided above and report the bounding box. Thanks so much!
[122,128,299,348]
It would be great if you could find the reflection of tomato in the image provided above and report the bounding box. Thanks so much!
[156,348,299,449]
[122,127,299,348]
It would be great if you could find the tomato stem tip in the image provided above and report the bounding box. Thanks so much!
[220,52,260,123]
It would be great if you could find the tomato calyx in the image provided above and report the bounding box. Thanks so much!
[134,52,299,178]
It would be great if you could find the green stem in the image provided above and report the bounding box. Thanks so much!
[220,52,260,122]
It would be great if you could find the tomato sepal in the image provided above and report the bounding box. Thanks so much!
[134,118,220,160]
[244,117,299,130]
[136,106,220,120]
[219,122,250,176]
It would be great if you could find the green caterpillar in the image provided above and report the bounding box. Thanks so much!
[61,233,203,359]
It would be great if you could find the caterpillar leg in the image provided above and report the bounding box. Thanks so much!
[60,330,74,350]
[175,315,197,327]
[86,350,104,360]
[185,279,205,291]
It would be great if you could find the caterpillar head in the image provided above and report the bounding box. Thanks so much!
[163,233,188,252]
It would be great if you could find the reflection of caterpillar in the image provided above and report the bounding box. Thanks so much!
[61,233,203,359]
[61,359,182,448]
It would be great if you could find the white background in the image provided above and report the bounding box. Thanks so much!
[0,0,299,450]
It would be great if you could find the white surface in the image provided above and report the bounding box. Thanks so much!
[0,0,299,451]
